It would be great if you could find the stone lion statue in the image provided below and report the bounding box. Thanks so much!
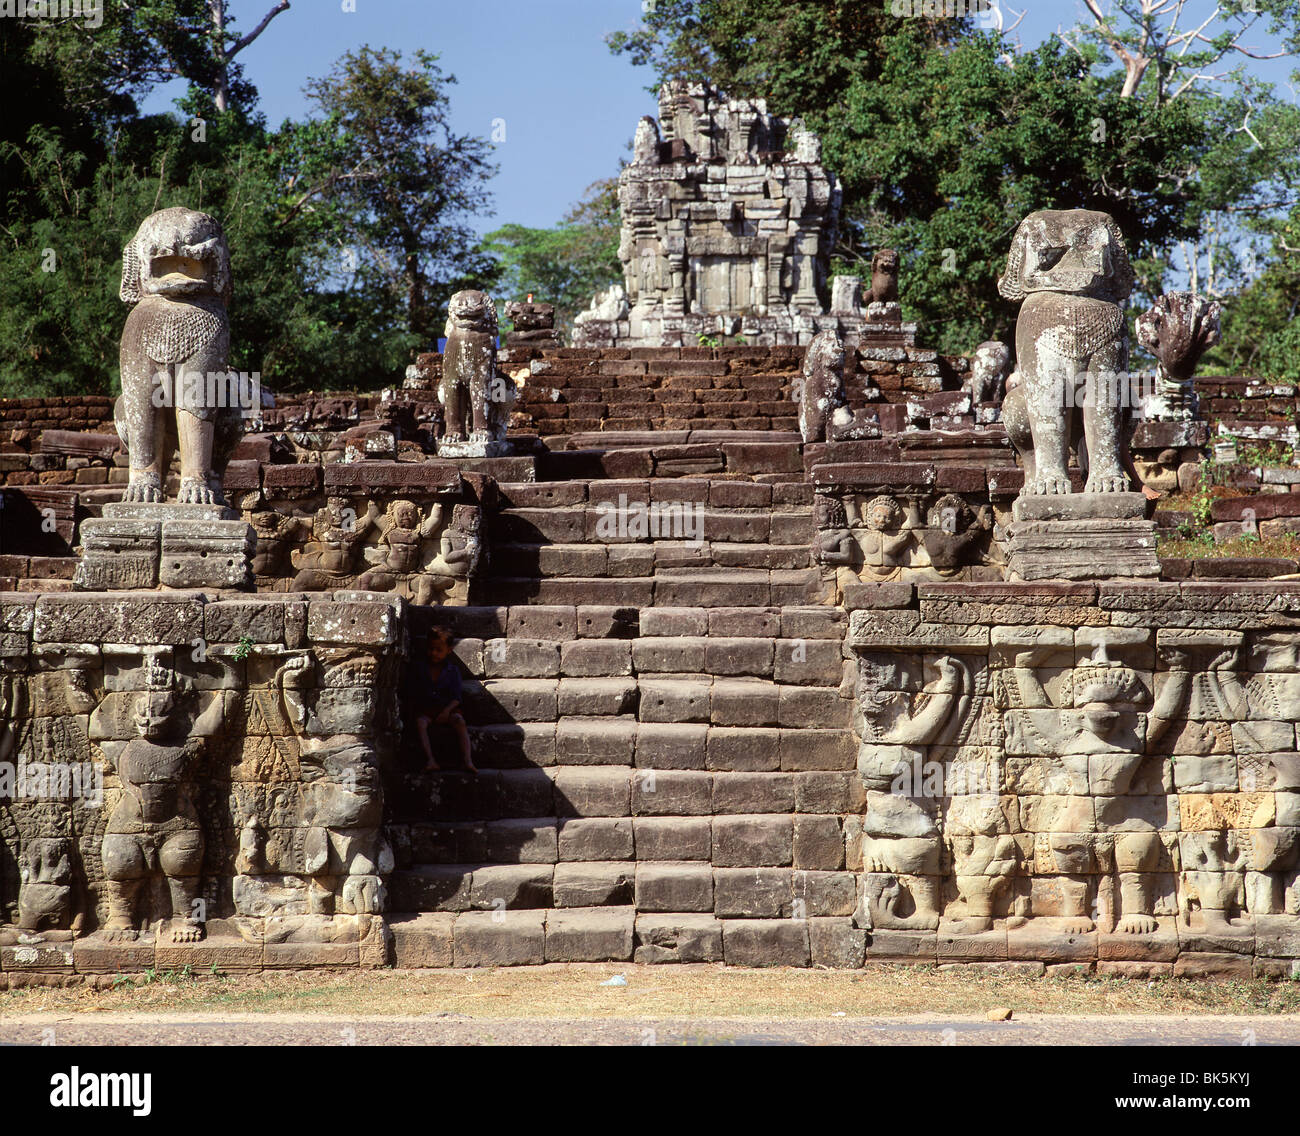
[438,289,514,456]
[115,206,242,504]
[997,208,1135,496]
[870,248,899,303]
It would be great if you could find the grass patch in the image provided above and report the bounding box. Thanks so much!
[1158,531,1300,560]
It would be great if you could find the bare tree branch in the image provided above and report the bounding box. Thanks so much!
[227,1,292,61]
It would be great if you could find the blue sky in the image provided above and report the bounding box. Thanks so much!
[142,1,1296,235]
[145,0,660,232]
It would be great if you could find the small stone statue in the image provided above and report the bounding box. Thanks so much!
[920,493,988,572]
[439,290,514,457]
[813,493,855,568]
[115,207,241,504]
[249,509,307,579]
[969,340,1011,405]
[858,494,914,580]
[1135,292,1222,420]
[870,249,899,303]
[101,657,224,942]
[797,330,849,443]
[440,504,483,580]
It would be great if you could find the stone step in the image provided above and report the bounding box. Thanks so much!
[473,568,829,607]
[454,636,847,684]
[487,541,812,577]
[494,504,814,545]
[389,909,839,967]
[496,477,813,509]
[444,720,856,772]
[462,672,853,728]
[388,859,853,924]
[424,603,845,643]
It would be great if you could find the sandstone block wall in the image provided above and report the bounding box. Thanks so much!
[0,591,398,980]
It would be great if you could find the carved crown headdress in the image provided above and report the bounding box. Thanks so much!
[144,655,175,693]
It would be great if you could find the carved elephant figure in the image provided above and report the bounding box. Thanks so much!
[997,209,1135,495]
[116,207,242,504]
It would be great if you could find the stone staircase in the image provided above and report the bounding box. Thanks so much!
[385,475,863,968]
[474,477,823,607]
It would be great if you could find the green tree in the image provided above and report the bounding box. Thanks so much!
[615,4,1227,352]
[302,47,499,349]
[483,177,622,332]
[0,100,355,397]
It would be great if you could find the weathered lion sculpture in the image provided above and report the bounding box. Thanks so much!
[115,206,242,504]
[998,208,1135,496]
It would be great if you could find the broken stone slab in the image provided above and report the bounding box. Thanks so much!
[39,430,123,460]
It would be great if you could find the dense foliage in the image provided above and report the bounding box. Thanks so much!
[608,0,1300,364]
[0,6,498,396]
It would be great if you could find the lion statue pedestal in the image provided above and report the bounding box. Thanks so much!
[1007,492,1159,581]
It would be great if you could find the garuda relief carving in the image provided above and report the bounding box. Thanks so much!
[850,617,1300,942]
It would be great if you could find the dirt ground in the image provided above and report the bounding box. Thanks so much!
[3,963,1299,1020]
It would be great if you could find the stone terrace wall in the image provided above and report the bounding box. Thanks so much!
[1197,377,1300,449]
[0,397,116,451]
[841,579,1300,978]
[0,591,399,980]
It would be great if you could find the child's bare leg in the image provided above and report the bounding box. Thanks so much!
[450,712,475,772]
[417,716,439,771]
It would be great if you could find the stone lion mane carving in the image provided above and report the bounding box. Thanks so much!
[116,206,241,504]
[998,208,1135,495]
